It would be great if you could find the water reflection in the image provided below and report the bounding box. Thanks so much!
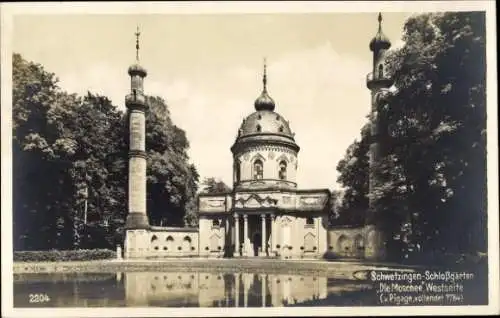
[126,272,327,307]
[14,271,372,307]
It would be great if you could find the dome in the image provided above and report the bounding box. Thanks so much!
[231,59,300,154]
[254,90,275,111]
[128,63,148,77]
[369,13,392,51]
[369,31,391,51]
[232,109,299,153]
[238,110,293,138]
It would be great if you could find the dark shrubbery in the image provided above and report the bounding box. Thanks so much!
[14,249,115,262]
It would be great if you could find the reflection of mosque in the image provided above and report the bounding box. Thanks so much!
[14,272,383,307]
[125,272,327,307]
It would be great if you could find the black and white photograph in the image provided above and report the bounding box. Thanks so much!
[1,1,498,317]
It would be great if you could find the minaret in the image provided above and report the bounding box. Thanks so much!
[365,13,394,260]
[125,27,150,232]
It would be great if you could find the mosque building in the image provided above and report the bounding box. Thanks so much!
[123,14,393,260]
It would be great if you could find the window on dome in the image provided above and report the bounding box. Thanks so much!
[235,161,241,183]
[279,125,284,133]
[253,159,263,180]
[378,64,384,78]
[256,125,261,132]
[279,161,287,180]
[258,114,262,120]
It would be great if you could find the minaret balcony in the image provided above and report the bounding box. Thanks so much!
[125,93,148,110]
[366,72,393,90]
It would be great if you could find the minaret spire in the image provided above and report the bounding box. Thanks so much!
[378,12,382,32]
[135,26,141,62]
[263,57,268,92]
[254,57,275,111]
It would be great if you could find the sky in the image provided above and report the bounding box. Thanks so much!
[12,11,414,190]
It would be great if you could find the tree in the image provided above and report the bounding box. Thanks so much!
[200,177,231,194]
[334,122,370,226]
[13,53,79,250]
[374,12,486,261]
[13,53,201,250]
[335,12,486,263]
[145,96,199,227]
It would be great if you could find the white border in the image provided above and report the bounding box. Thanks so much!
[1,1,498,317]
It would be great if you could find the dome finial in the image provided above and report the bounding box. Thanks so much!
[263,57,268,92]
[254,57,275,111]
[128,26,147,77]
[135,26,141,62]
[369,12,391,51]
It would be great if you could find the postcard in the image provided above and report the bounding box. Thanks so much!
[1,1,498,317]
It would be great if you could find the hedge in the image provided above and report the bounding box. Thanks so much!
[14,249,116,262]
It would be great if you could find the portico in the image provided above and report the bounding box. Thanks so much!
[233,212,276,257]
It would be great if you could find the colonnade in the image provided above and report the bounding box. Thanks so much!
[233,213,276,257]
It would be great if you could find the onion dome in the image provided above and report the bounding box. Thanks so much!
[254,60,275,111]
[128,63,147,77]
[369,13,392,51]
[231,59,299,153]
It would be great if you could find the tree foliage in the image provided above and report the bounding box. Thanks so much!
[335,12,487,262]
[200,177,231,194]
[13,53,199,250]
[334,122,370,226]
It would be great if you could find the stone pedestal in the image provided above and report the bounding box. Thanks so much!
[124,229,150,258]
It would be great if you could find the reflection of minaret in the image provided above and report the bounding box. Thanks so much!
[125,27,150,232]
[365,13,394,261]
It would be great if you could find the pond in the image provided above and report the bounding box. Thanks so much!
[14,271,377,307]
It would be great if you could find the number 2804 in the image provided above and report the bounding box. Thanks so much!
[29,293,50,303]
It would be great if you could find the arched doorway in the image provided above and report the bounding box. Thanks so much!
[252,232,261,256]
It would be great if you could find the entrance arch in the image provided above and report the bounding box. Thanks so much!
[252,232,261,256]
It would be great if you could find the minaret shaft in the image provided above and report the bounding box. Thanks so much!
[125,27,149,232]
[364,13,393,261]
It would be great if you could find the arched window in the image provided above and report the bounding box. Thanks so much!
[253,159,263,180]
[234,161,241,183]
[378,64,384,78]
[279,161,287,180]
[256,124,262,132]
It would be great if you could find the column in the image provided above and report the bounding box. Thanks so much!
[225,217,229,255]
[261,214,266,256]
[270,214,276,255]
[243,215,248,256]
[234,214,240,257]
